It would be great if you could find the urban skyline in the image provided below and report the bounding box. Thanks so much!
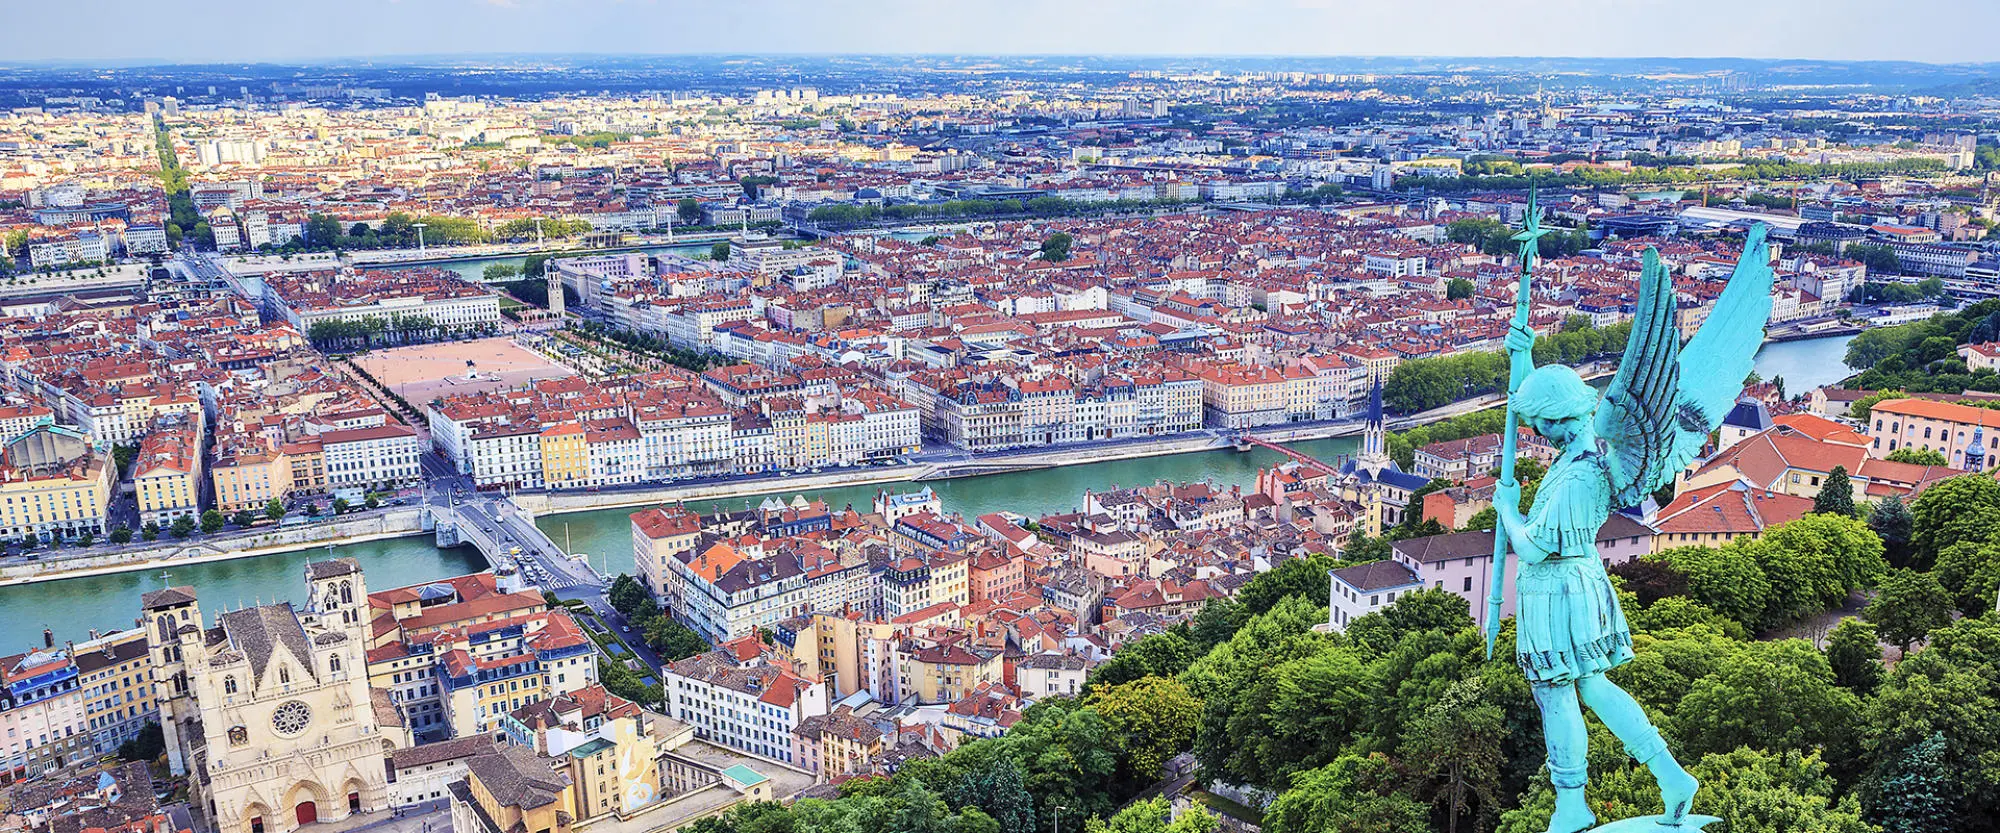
[8,0,2000,64]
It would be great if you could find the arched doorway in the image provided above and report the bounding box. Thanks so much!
[342,777,366,815]
[243,802,270,833]
[282,781,328,829]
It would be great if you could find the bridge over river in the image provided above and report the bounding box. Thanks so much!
[430,496,606,591]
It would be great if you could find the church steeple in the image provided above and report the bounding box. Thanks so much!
[1968,426,1987,473]
[1358,378,1390,472]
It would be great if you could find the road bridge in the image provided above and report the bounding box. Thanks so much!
[431,497,606,591]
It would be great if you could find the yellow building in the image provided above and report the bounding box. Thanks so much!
[631,505,703,604]
[900,641,1004,705]
[212,445,287,514]
[0,426,113,542]
[135,420,202,527]
[283,439,327,496]
[504,685,661,822]
[452,745,577,833]
[538,421,589,490]
[71,628,156,754]
[776,612,899,702]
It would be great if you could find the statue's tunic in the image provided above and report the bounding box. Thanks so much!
[1515,448,1634,684]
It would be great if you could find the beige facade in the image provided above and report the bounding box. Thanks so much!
[147,559,393,833]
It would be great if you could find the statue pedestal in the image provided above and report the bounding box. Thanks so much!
[1590,814,1720,833]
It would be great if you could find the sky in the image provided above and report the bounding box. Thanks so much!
[7,0,2000,65]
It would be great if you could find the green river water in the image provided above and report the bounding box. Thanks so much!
[0,332,1856,646]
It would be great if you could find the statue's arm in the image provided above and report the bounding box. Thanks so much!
[1494,497,1557,565]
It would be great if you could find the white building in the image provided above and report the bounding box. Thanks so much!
[661,648,828,765]
[320,425,422,492]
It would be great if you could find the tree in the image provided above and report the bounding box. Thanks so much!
[1445,277,1475,300]
[710,241,732,262]
[1826,617,1884,693]
[1871,733,1958,833]
[332,497,350,514]
[608,574,652,617]
[109,524,132,545]
[1845,242,1903,274]
[170,516,195,538]
[1039,231,1073,263]
[1082,798,1216,833]
[1865,569,1953,653]
[1401,677,1508,833]
[1236,552,1340,615]
[1265,754,1430,833]
[1887,447,1949,466]
[484,263,521,281]
[1814,466,1857,517]
[364,494,380,510]
[1086,632,1195,692]
[1870,494,1916,568]
[265,499,286,522]
[677,198,702,225]
[116,722,165,763]
[1609,558,1689,606]
[1655,544,1772,630]
[18,534,36,552]
[1089,676,1201,780]
[644,616,710,661]
[1909,474,2000,569]
[1670,640,1861,764]
[231,509,257,528]
[140,522,159,541]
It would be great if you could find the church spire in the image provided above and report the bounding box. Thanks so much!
[1359,377,1389,470]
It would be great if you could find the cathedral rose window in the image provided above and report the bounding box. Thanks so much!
[271,700,311,736]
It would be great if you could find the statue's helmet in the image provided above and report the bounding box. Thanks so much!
[1512,364,1598,423]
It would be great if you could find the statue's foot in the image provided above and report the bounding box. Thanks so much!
[1652,759,1699,824]
[1545,787,1596,833]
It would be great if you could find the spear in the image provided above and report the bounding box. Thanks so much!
[1487,186,1547,660]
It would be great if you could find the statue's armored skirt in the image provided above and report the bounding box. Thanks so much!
[1514,450,1636,684]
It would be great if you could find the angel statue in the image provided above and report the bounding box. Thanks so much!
[1490,222,1773,833]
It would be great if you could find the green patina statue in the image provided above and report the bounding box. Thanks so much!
[1487,194,1773,833]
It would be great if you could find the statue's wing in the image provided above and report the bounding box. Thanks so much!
[1593,225,1774,509]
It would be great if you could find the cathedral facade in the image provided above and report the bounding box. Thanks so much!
[146,558,397,833]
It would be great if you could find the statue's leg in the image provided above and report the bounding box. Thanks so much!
[1576,673,1698,822]
[1532,680,1594,833]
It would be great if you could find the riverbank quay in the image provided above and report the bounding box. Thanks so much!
[0,508,429,588]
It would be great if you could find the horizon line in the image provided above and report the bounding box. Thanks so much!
[7,51,2000,71]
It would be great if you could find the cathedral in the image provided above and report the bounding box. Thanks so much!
[1335,381,1433,531]
[145,558,401,833]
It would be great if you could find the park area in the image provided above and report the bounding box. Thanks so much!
[350,336,575,401]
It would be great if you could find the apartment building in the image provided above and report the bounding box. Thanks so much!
[661,643,828,765]
[0,426,113,543]
[134,412,203,527]
[320,424,422,492]
[364,572,590,740]
[1866,397,2000,470]
[0,646,91,783]
[69,629,156,755]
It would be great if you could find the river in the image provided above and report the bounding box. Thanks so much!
[0,435,1355,645]
[0,332,1861,646]
[1752,334,1858,394]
